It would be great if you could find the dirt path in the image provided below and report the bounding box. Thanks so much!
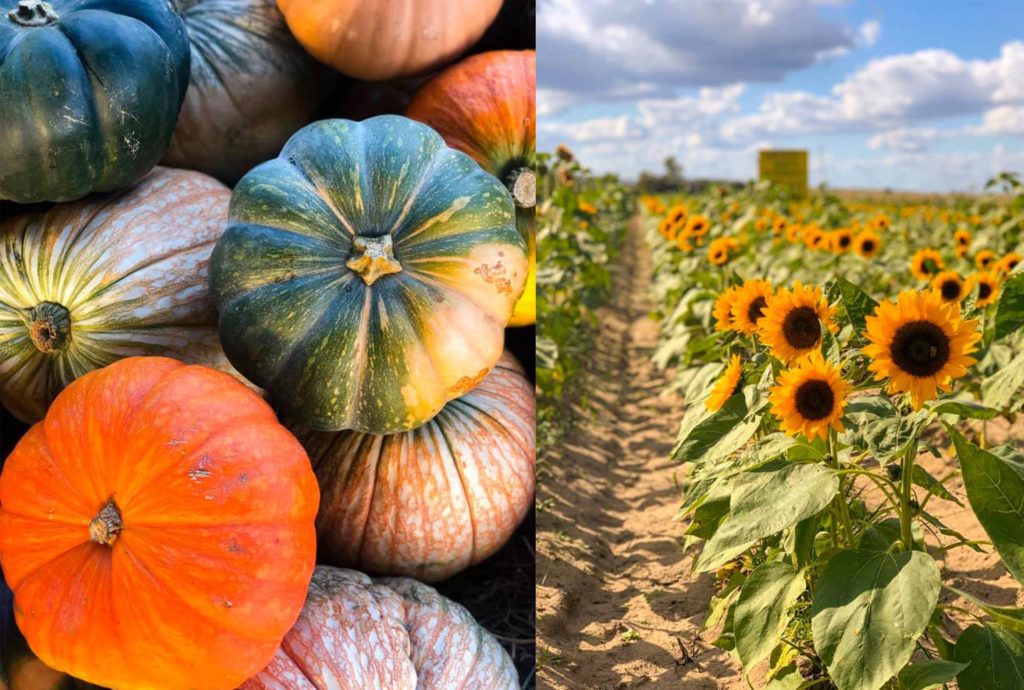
[536,220,744,689]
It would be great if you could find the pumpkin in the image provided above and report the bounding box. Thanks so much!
[210,115,527,434]
[275,0,502,81]
[406,51,537,326]
[242,566,518,690]
[0,0,190,203]
[0,356,319,690]
[163,0,326,184]
[0,167,242,424]
[301,351,535,582]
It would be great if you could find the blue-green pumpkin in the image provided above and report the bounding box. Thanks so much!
[210,115,528,434]
[0,0,189,203]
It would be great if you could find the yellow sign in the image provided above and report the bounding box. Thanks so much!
[759,150,808,197]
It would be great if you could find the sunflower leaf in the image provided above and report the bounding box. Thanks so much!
[896,659,969,690]
[929,399,1000,420]
[865,411,928,460]
[833,276,879,332]
[949,425,1024,585]
[994,272,1024,341]
[735,561,806,670]
[953,623,1024,690]
[982,349,1024,410]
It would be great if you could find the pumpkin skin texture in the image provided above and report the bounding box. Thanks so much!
[163,0,326,184]
[242,566,518,690]
[210,115,527,434]
[406,51,537,326]
[0,167,237,424]
[0,357,319,690]
[275,0,502,81]
[301,351,535,582]
[0,0,190,203]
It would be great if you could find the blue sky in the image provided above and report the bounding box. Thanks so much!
[537,1,1024,191]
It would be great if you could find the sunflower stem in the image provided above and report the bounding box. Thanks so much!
[827,429,856,548]
[899,437,920,551]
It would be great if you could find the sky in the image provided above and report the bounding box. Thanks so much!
[536,0,1024,192]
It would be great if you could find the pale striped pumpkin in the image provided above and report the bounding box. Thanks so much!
[299,352,535,581]
[242,566,518,690]
[0,167,235,423]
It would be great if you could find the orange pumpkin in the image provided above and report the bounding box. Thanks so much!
[0,357,319,690]
[275,0,502,81]
[407,50,537,325]
[300,352,535,581]
[242,566,519,689]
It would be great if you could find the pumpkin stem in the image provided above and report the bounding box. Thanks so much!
[8,0,59,26]
[346,234,403,286]
[89,499,122,546]
[27,302,72,353]
[507,167,536,209]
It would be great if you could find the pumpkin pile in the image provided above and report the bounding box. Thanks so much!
[0,0,535,687]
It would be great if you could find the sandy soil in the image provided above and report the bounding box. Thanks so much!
[536,218,1022,689]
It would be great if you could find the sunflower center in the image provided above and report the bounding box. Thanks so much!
[862,240,875,252]
[794,379,835,421]
[890,320,951,377]
[747,297,768,324]
[839,235,851,248]
[939,280,961,301]
[1008,259,1019,271]
[782,306,821,349]
[979,282,993,300]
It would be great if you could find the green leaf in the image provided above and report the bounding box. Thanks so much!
[865,411,928,461]
[811,549,941,690]
[929,399,1000,420]
[841,395,898,448]
[897,659,969,690]
[911,465,963,507]
[835,276,880,332]
[735,562,805,669]
[954,624,1024,690]
[950,426,1024,585]
[982,349,1024,410]
[695,462,838,572]
[673,393,760,465]
[693,432,799,482]
[994,272,1024,340]
[946,586,1024,635]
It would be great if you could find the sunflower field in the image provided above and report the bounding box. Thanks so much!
[645,174,1024,690]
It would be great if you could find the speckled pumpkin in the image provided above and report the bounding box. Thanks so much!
[300,351,535,582]
[242,566,518,690]
[407,51,536,326]
[210,115,527,434]
[163,0,325,183]
[0,0,190,203]
[0,167,237,423]
[0,357,319,690]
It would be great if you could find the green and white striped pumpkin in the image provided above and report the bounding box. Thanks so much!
[210,115,527,434]
[0,167,236,423]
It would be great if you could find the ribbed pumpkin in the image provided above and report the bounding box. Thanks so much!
[210,116,527,434]
[275,0,502,81]
[0,167,237,424]
[0,357,319,690]
[163,0,325,183]
[301,351,535,582]
[0,0,190,203]
[407,51,537,326]
[242,566,518,690]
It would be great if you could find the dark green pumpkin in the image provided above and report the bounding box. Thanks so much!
[0,0,189,203]
[210,115,528,434]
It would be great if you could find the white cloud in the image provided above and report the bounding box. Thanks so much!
[867,128,941,153]
[858,19,881,47]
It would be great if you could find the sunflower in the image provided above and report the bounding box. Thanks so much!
[854,229,882,258]
[863,290,981,410]
[910,249,945,281]
[755,217,769,233]
[873,215,890,231]
[772,217,788,236]
[931,271,965,303]
[713,286,742,332]
[829,229,853,254]
[769,351,850,441]
[996,252,1022,275]
[785,223,803,244]
[803,226,826,251]
[758,282,838,363]
[972,271,1001,307]
[687,215,711,237]
[730,279,774,335]
[975,249,996,270]
[706,355,743,411]
[667,204,688,228]
[677,234,694,252]
[658,216,676,239]
[954,229,971,248]
[578,200,598,215]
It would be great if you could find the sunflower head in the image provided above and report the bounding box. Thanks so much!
[863,290,981,410]
[687,215,710,237]
[758,282,839,363]
[713,286,742,332]
[803,227,825,251]
[854,230,882,258]
[972,271,1001,307]
[755,217,769,233]
[658,217,675,239]
[773,217,788,236]
[706,355,744,411]
[931,271,965,303]
[769,351,850,441]
[954,229,972,248]
[873,215,890,231]
[730,279,774,335]
[667,205,688,227]
[975,249,996,270]
[785,223,803,244]
[829,229,853,254]
[996,252,1022,275]
[910,248,945,281]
